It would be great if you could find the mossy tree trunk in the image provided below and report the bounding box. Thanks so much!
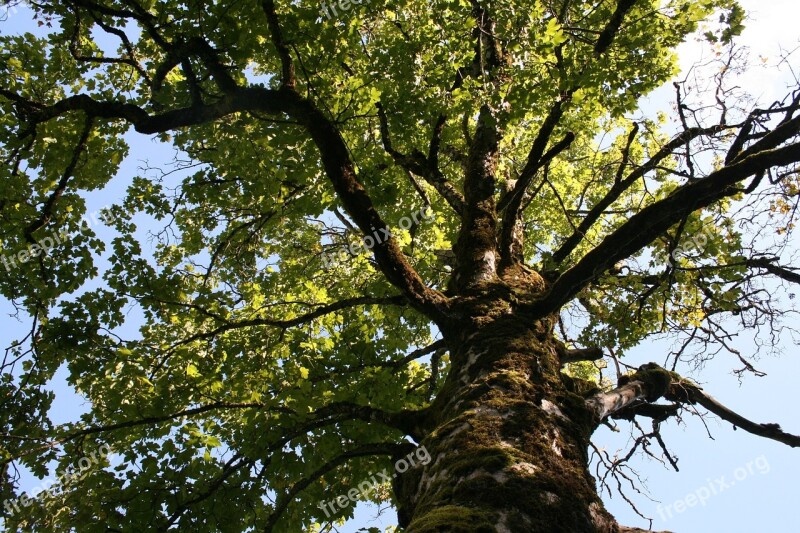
[386,96,626,530]
[393,291,618,532]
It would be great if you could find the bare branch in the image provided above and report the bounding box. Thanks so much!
[748,257,800,284]
[587,363,800,448]
[531,138,800,317]
[559,346,604,365]
[673,385,800,448]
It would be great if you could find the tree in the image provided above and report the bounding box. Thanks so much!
[1,0,798,530]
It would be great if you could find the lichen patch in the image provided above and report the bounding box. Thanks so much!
[510,461,538,476]
[540,398,567,419]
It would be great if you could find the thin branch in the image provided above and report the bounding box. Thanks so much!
[171,295,406,346]
[23,116,93,242]
[263,442,410,532]
[376,103,465,215]
[550,123,729,265]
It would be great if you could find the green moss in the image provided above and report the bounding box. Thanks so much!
[399,318,622,531]
[408,505,497,532]
[446,446,515,477]
[557,390,596,440]
[622,363,681,401]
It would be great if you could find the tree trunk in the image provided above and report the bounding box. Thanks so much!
[394,305,619,532]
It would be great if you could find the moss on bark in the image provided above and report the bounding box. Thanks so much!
[408,505,497,532]
[396,313,622,532]
[620,363,682,401]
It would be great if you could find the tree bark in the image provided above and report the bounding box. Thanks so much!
[394,303,621,532]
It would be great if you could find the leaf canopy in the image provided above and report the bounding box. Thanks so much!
[3,0,798,531]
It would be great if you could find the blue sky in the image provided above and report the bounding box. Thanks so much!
[2,1,799,532]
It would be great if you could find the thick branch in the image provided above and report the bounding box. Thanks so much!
[587,363,800,448]
[498,102,573,266]
[559,346,604,365]
[586,367,666,421]
[499,0,641,249]
[292,93,450,318]
[611,402,681,423]
[1,86,451,321]
[550,124,728,265]
[261,0,296,88]
[594,0,639,55]
[0,401,267,462]
[748,257,800,284]
[388,339,447,369]
[530,139,800,316]
[733,113,800,163]
[2,398,423,466]
[315,401,428,441]
[497,101,567,214]
[151,37,237,95]
[5,89,273,135]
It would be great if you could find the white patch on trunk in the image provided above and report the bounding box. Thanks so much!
[442,422,470,442]
[589,502,609,527]
[459,347,488,384]
[478,250,496,281]
[496,511,512,533]
[472,406,502,417]
[510,461,538,476]
[540,398,567,419]
[492,470,509,484]
[415,466,449,503]
[542,491,560,505]
[551,439,562,456]
[550,428,563,456]
[462,468,508,484]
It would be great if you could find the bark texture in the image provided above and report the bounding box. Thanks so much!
[393,284,620,532]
